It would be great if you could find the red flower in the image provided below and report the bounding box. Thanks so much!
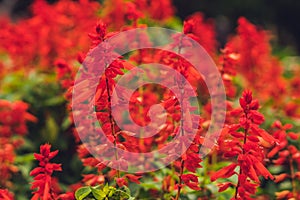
[183,12,217,55]
[268,121,300,198]
[212,91,275,199]
[0,100,36,188]
[227,17,286,102]
[115,177,127,187]
[180,174,201,190]
[133,0,174,21]
[30,144,62,200]
[115,174,142,187]
[211,163,238,182]
[0,189,14,200]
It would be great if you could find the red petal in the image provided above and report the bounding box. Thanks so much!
[30,167,44,176]
[251,156,274,180]
[116,177,127,187]
[274,173,289,183]
[43,181,50,200]
[288,132,299,140]
[33,153,44,161]
[247,135,259,142]
[181,174,198,183]
[185,182,201,190]
[211,163,237,182]
[251,125,276,145]
[218,182,234,192]
[275,190,291,199]
[124,174,141,184]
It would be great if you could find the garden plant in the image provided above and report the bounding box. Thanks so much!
[0,0,299,200]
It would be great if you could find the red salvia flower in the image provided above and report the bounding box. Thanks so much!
[0,0,99,72]
[183,12,217,55]
[135,0,174,21]
[212,90,276,199]
[30,144,62,200]
[0,100,36,188]
[268,121,300,199]
[227,17,286,102]
[218,45,239,98]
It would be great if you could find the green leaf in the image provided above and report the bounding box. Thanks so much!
[102,184,110,194]
[15,153,35,163]
[91,187,106,200]
[41,114,59,143]
[108,188,115,197]
[75,186,92,200]
[62,116,71,130]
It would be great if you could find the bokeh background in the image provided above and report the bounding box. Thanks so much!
[1,0,300,54]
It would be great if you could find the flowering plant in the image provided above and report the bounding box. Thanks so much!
[0,0,299,199]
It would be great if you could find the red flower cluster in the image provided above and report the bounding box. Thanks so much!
[1,0,299,199]
[30,144,62,200]
[184,12,217,55]
[55,5,295,199]
[284,68,300,118]
[212,90,276,199]
[227,17,286,102]
[218,45,239,98]
[62,10,208,199]
[0,100,36,137]
[0,0,99,74]
[0,100,36,188]
[268,121,300,199]
[102,0,174,30]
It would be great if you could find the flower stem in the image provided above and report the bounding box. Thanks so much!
[105,76,120,178]
[175,159,184,200]
[175,36,185,200]
[235,113,248,199]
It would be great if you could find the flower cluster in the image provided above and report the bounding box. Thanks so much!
[30,144,62,200]
[268,121,300,199]
[0,100,36,188]
[212,90,276,199]
[227,18,286,102]
[0,0,99,74]
[0,0,299,199]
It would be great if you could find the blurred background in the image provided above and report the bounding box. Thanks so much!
[1,0,300,54]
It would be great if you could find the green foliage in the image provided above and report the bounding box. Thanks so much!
[75,185,135,200]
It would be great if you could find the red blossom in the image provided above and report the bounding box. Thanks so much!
[183,12,217,55]
[211,163,238,182]
[0,100,36,188]
[212,91,275,199]
[217,182,235,192]
[0,189,14,200]
[11,1,297,199]
[227,17,286,102]
[268,121,300,198]
[30,144,62,200]
[180,174,201,190]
